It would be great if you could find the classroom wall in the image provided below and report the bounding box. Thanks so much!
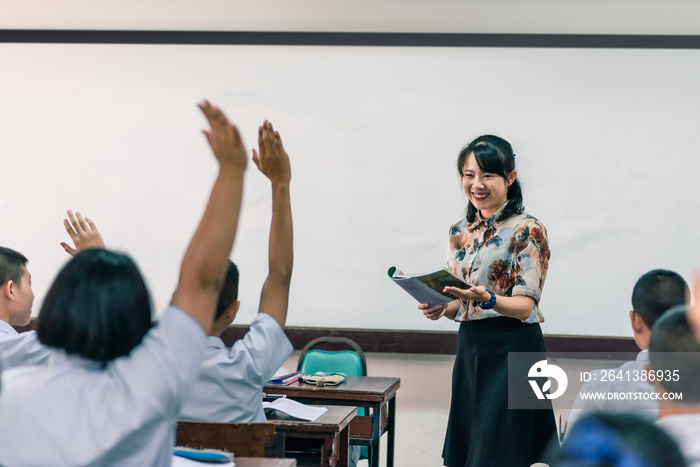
[3,6,700,337]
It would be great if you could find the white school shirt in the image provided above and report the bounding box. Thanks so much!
[0,319,51,369]
[0,305,206,467]
[566,350,657,437]
[179,312,293,423]
[657,414,700,467]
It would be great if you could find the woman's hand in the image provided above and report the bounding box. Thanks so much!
[420,303,448,320]
[443,285,491,303]
[419,299,461,321]
[443,286,536,321]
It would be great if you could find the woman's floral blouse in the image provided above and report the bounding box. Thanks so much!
[447,204,550,323]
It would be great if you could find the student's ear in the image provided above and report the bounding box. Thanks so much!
[506,170,517,186]
[226,300,241,323]
[3,280,15,301]
[629,310,645,334]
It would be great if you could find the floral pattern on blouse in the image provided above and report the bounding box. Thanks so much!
[447,205,550,323]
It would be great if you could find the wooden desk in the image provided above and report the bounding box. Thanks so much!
[264,376,400,467]
[176,421,284,458]
[270,405,356,467]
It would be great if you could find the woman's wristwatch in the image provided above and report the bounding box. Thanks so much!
[474,291,497,310]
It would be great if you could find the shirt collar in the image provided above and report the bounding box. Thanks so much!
[468,202,508,233]
[207,335,227,349]
[0,320,19,335]
[637,349,649,363]
[49,350,104,370]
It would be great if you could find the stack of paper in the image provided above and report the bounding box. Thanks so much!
[263,398,327,422]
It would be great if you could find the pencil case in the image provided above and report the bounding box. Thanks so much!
[299,372,347,386]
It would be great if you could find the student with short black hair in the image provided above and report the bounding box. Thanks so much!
[0,246,45,367]
[37,249,153,364]
[0,210,104,369]
[179,120,294,424]
[0,100,247,467]
[566,269,689,432]
[0,246,34,329]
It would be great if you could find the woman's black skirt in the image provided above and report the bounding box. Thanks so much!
[442,317,558,467]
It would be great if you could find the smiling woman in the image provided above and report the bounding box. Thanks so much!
[419,134,557,466]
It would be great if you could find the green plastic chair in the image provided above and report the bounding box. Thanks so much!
[297,337,367,376]
[297,337,369,460]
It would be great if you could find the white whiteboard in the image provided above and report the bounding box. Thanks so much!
[1,42,699,336]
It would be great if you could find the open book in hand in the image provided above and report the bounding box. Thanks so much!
[263,397,328,422]
[388,266,473,308]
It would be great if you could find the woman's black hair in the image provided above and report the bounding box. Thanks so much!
[457,134,523,222]
[37,249,153,365]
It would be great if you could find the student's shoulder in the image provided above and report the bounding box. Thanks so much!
[0,319,20,337]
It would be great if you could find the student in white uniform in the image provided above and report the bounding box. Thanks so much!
[0,246,47,368]
[178,121,361,467]
[566,269,689,434]
[179,120,294,424]
[0,211,104,369]
[0,100,247,467]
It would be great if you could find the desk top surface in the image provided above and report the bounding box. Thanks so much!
[269,405,356,434]
[264,376,400,402]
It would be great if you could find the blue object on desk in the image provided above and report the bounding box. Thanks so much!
[173,446,234,463]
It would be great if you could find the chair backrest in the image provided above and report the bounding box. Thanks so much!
[296,337,370,460]
[175,421,283,458]
[296,337,367,376]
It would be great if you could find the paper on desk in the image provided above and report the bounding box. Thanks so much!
[263,398,327,422]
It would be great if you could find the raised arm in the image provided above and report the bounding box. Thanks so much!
[252,120,293,329]
[60,210,105,256]
[172,101,247,332]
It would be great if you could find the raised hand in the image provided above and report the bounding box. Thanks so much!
[198,100,247,173]
[252,120,291,185]
[60,210,105,256]
[251,120,293,329]
[172,100,247,332]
